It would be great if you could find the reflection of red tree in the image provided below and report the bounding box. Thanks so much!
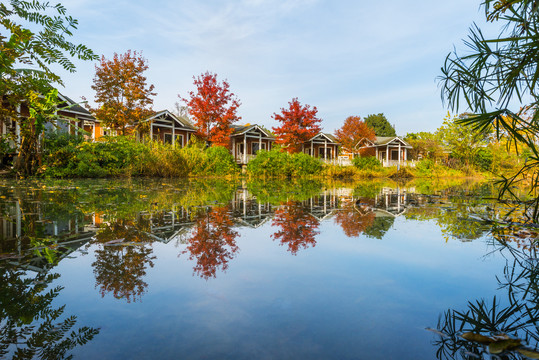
[271,201,320,255]
[183,206,239,279]
[334,202,376,237]
[92,219,155,303]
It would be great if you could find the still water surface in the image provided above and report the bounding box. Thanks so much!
[0,178,536,359]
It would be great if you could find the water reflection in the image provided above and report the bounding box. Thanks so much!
[0,179,511,297]
[91,218,156,303]
[271,201,320,255]
[182,205,239,279]
[430,203,539,359]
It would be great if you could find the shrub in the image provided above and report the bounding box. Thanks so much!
[247,148,291,177]
[204,146,239,175]
[247,148,323,177]
[414,159,435,177]
[353,156,382,170]
[473,148,493,171]
[290,152,323,176]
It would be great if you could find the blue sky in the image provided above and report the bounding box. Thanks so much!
[58,0,488,135]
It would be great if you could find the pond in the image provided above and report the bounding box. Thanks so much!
[0,178,538,359]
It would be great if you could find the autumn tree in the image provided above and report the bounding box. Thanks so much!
[271,201,320,255]
[272,98,322,153]
[364,113,396,137]
[181,72,241,147]
[89,50,156,135]
[182,205,240,279]
[334,115,375,154]
[92,218,156,303]
[333,201,376,238]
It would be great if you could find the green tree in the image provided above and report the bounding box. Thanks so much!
[0,0,97,175]
[404,131,445,161]
[440,0,539,219]
[364,113,396,137]
[435,113,490,167]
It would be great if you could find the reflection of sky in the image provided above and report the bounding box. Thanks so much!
[54,213,503,359]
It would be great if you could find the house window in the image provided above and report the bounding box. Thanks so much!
[164,133,173,144]
[319,148,331,159]
[391,150,399,160]
[251,142,266,155]
[174,134,184,147]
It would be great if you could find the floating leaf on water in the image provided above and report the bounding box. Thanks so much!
[488,339,521,354]
[461,332,494,344]
[517,348,539,359]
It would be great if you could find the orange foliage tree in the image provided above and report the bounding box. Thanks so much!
[272,98,322,153]
[91,218,156,303]
[89,50,156,135]
[182,206,240,279]
[271,201,320,255]
[181,72,241,147]
[334,116,376,154]
[333,201,376,237]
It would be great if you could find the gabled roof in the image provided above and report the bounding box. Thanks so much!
[143,110,196,130]
[231,124,275,138]
[57,93,96,121]
[306,132,340,144]
[356,136,411,148]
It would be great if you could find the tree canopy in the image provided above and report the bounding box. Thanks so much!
[89,50,156,136]
[272,98,322,153]
[364,113,396,137]
[334,115,375,153]
[181,72,241,147]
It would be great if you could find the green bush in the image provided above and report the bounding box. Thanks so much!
[290,152,323,176]
[204,146,239,175]
[42,136,238,178]
[414,159,435,177]
[247,148,323,177]
[247,148,291,177]
[473,148,493,171]
[353,156,382,170]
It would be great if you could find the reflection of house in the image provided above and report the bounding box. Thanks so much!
[356,136,414,167]
[230,124,275,164]
[0,200,95,273]
[304,193,340,220]
[303,133,340,163]
[373,187,408,217]
[231,189,274,227]
[136,110,196,147]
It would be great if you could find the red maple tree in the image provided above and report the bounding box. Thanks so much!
[182,206,240,279]
[272,98,322,153]
[333,201,376,237]
[181,72,241,147]
[334,116,376,154]
[271,201,320,255]
[89,50,156,135]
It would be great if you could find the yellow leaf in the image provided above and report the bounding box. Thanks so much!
[461,332,494,344]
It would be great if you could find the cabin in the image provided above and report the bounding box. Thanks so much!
[0,92,99,142]
[230,124,275,164]
[356,136,414,167]
[136,110,196,147]
[49,93,98,139]
[302,133,340,163]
